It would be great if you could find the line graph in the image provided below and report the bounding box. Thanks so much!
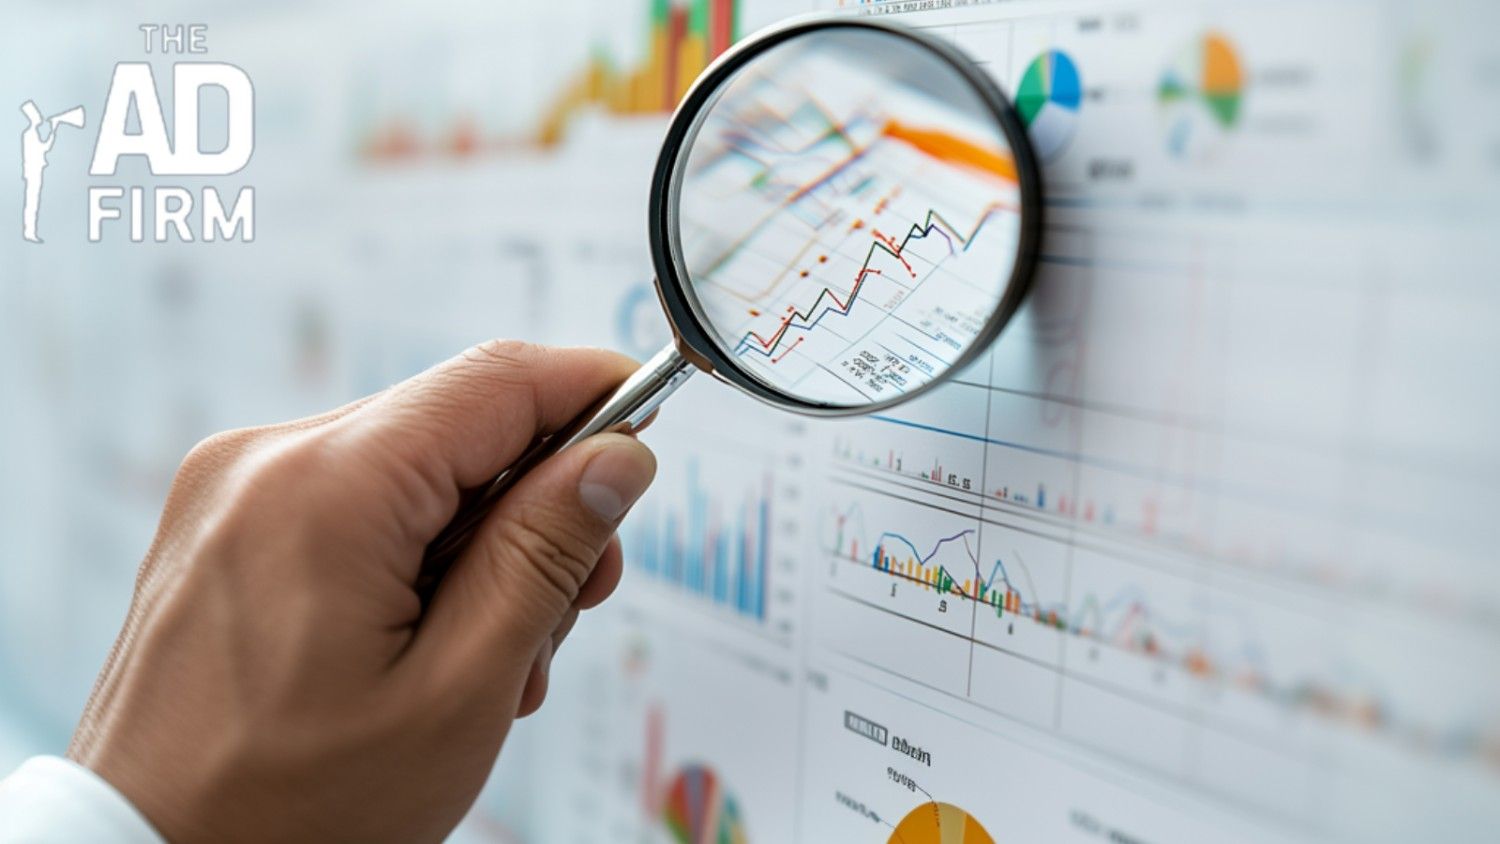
[676,29,1025,405]
[822,497,1500,778]
[832,402,1500,644]
[734,203,1017,362]
[830,504,1178,644]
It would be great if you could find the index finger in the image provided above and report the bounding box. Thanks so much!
[333,340,639,490]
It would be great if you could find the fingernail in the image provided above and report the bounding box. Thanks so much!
[578,436,656,521]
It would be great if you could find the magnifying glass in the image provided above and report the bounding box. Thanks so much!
[417,16,1042,597]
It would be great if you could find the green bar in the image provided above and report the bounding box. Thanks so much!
[690,0,709,35]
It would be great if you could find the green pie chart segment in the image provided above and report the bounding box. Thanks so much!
[1016,49,1082,161]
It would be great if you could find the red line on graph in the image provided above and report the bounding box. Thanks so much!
[737,202,1015,358]
[871,229,914,276]
[743,268,882,352]
[770,335,804,364]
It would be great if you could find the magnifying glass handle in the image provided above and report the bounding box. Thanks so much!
[414,343,693,603]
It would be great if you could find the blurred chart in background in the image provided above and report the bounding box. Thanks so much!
[2,0,1499,842]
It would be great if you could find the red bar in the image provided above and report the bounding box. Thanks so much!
[643,703,663,813]
[711,0,733,56]
[665,6,687,107]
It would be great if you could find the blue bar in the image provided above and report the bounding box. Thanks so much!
[627,466,770,625]
[755,493,768,620]
[665,512,680,586]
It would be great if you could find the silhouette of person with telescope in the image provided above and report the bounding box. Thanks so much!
[20,100,84,243]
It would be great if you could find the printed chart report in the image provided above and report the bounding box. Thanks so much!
[3,2,1497,844]
[676,40,1024,405]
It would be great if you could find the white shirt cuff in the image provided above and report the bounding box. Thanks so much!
[0,756,164,844]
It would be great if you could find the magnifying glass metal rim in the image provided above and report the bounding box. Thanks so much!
[415,15,1045,600]
[648,13,1045,418]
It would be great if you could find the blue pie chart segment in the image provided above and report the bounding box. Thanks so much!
[1017,49,1083,161]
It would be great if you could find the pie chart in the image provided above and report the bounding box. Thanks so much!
[1016,49,1082,162]
[1157,31,1244,158]
[887,801,995,844]
[661,763,749,844]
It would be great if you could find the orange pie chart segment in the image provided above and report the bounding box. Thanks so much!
[887,802,995,844]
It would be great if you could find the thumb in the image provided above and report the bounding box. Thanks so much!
[410,432,656,698]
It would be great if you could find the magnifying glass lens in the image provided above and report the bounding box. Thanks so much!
[671,25,1031,409]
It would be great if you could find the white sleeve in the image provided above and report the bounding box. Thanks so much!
[0,756,164,844]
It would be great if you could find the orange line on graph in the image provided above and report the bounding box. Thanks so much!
[881,119,1018,182]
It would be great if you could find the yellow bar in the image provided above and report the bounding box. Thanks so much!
[677,35,706,101]
[647,31,667,111]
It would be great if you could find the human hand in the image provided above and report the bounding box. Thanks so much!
[65,341,656,843]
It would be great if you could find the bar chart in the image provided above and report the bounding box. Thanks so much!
[627,458,771,623]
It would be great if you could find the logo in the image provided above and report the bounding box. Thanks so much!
[19,24,255,244]
[19,101,85,243]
